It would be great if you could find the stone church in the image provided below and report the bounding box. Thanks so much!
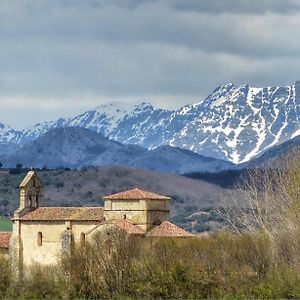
[4,170,191,275]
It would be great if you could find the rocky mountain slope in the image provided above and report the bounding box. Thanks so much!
[1,82,300,164]
[20,102,172,146]
[0,123,22,146]
[244,135,300,168]
[0,127,233,173]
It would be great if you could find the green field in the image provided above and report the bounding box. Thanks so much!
[0,217,12,231]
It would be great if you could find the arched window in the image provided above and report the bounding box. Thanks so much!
[80,232,86,247]
[37,232,42,246]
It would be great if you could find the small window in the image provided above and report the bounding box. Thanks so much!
[80,232,86,247]
[37,232,42,246]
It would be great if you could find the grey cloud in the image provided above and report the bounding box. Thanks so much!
[0,1,299,59]
[69,0,300,15]
[0,0,300,128]
[170,0,300,15]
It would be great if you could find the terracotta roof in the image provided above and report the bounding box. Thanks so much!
[146,221,193,237]
[0,232,12,248]
[85,219,145,236]
[20,207,104,221]
[104,188,170,201]
[111,219,145,235]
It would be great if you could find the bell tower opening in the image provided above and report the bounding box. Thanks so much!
[19,170,44,211]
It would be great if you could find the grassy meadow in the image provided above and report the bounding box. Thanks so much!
[0,217,12,231]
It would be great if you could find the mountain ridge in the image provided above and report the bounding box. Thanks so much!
[0,127,233,173]
[1,81,300,164]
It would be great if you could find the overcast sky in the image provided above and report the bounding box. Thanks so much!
[1,0,300,129]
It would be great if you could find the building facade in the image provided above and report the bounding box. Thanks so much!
[6,171,191,277]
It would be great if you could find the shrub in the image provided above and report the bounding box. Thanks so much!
[0,256,10,298]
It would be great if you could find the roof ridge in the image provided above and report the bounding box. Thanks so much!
[104,187,170,200]
[19,170,43,188]
[20,207,105,221]
[36,206,103,209]
[146,221,193,237]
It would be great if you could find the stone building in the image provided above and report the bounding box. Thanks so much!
[7,170,192,276]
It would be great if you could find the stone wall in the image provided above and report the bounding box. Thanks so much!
[21,221,66,266]
[20,220,99,267]
[104,199,170,231]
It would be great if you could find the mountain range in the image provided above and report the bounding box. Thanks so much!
[1,81,300,165]
[0,127,233,173]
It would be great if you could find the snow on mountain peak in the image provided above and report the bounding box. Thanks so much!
[0,122,21,143]
[94,101,131,113]
[0,82,300,164]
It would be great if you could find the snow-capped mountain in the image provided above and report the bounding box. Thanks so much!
[0,127,233,173]
[19,102,172,146]
[21,118,68,144]
[1,81,300,164]
[0,123,22,144]
[165,82,300,163]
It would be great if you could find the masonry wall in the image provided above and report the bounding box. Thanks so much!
[71,221,100,243]
[147,211,170,229]
[20,220,103,267]
[105,199,146,211]
[146,199,170,211]
[104,199,148,229]
[146,199,170,229]
[104,199,170,231]
[21,221,66,266]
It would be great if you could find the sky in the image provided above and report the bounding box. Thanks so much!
[1,0,300,129]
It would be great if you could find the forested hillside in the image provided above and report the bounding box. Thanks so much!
[0,165,228,232]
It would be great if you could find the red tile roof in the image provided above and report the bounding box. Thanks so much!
[104,188,170,201]
[0,232,12,248]
[111,219,145,235]
[20,207,104,221]
[146,221,193,237]
[85,219,145,236]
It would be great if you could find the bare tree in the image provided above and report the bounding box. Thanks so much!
[218,148,300,238]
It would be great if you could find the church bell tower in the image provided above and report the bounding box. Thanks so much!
[18,170,44,211]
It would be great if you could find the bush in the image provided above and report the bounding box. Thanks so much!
[0,256,10,298]
[1,230,300,299]
[16,265,68,299]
